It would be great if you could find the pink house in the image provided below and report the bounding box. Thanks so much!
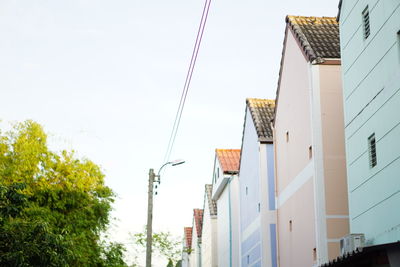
[273,16,349,266]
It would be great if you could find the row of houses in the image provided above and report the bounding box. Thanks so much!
[181,1,400,266]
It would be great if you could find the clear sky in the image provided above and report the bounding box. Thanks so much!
[0,0,338,265]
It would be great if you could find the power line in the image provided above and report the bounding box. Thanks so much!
[163,0,212,164]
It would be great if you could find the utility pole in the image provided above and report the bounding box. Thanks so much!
[145,160,184,267]
[146,169,155,267]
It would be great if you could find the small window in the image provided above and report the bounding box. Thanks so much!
[309,146,313,159]
[368,133,377,168]
[247,255,250,264]
[246,186,248,195]
[289,220,293,232]
[362,6,370,39]
[397,30,400,63]
[217,168,219,178]
[258,203,260,212]
[286,131,289,142]
[313,248,317,261]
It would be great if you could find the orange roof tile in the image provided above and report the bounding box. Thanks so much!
[193,209,203,238]
[184,227,192,249]
[216,149,240,174]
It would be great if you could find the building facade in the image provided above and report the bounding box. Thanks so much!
[338,0,400,246]
[212,149,241,267]
[201,184,218,267]
[189,209,203,267]
[238,98,277,267]
[182,227,193,267]
[274,16,349,266]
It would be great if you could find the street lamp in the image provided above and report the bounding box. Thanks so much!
[146,159,185,267]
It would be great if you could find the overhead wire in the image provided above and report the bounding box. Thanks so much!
[162,0,212,164]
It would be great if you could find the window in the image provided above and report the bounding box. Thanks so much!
[368,133,377,168]
[313,248,317,261]
[286,131,289,142]
[245,186,248,195]
[247,255,250,264]
[289,220,293,232]
[398,30,400,63]
[309,146,313,159]
[362,6,370,39]
[258,203,260,212]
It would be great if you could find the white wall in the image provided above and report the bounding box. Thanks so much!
[190,226,200,267]
[201,196,218,267]
[216,174,240,267]
[217,186,230,267]
[230,175,241,267]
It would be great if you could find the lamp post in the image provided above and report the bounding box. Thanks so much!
[146,159,185,267]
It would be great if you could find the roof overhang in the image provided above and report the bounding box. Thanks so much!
[212,174,236,200]
[313,58,341,65]
[259,137,273,143]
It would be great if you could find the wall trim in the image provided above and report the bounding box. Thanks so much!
[276,161,314,208]
[309,63,329,264]
[326,215,349,219]
[242,216,260,242]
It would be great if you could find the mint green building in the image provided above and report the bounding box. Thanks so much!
[338,0,400,245]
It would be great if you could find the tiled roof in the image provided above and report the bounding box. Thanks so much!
[216,149,240,174]
[286,15,340,63]
[246,98,275,142]
[193,209,203,238]
[184,227,192,249]
[205,184,217,216]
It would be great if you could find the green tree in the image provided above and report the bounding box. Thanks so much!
[132,228,181,266]
[0,120,127,266]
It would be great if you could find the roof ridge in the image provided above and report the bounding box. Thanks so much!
[215,148,240,151]
[246,98,275,103]
[287,15,337,20]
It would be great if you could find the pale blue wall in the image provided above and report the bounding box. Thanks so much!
[340,0,400,245]
[267,144,277,267]
[239,107,262,266]
[239,107,276,266]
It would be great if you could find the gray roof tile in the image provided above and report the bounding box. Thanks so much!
[286,16,340,63]
[205,184,217,216]
[246,98,275,141]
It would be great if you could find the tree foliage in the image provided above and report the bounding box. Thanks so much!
[0,120,127,266]
[132,228,181,267]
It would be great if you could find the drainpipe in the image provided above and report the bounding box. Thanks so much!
[270,121,280,266]
[228,176,233,267]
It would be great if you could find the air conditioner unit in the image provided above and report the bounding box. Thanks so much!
[340,234,365,255]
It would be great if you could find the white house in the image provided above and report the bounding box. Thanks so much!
[238,98,277,267]
[189,209,203,267]
[182,227,192,267]
[212,149,241,267]
[201,184,218,267]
